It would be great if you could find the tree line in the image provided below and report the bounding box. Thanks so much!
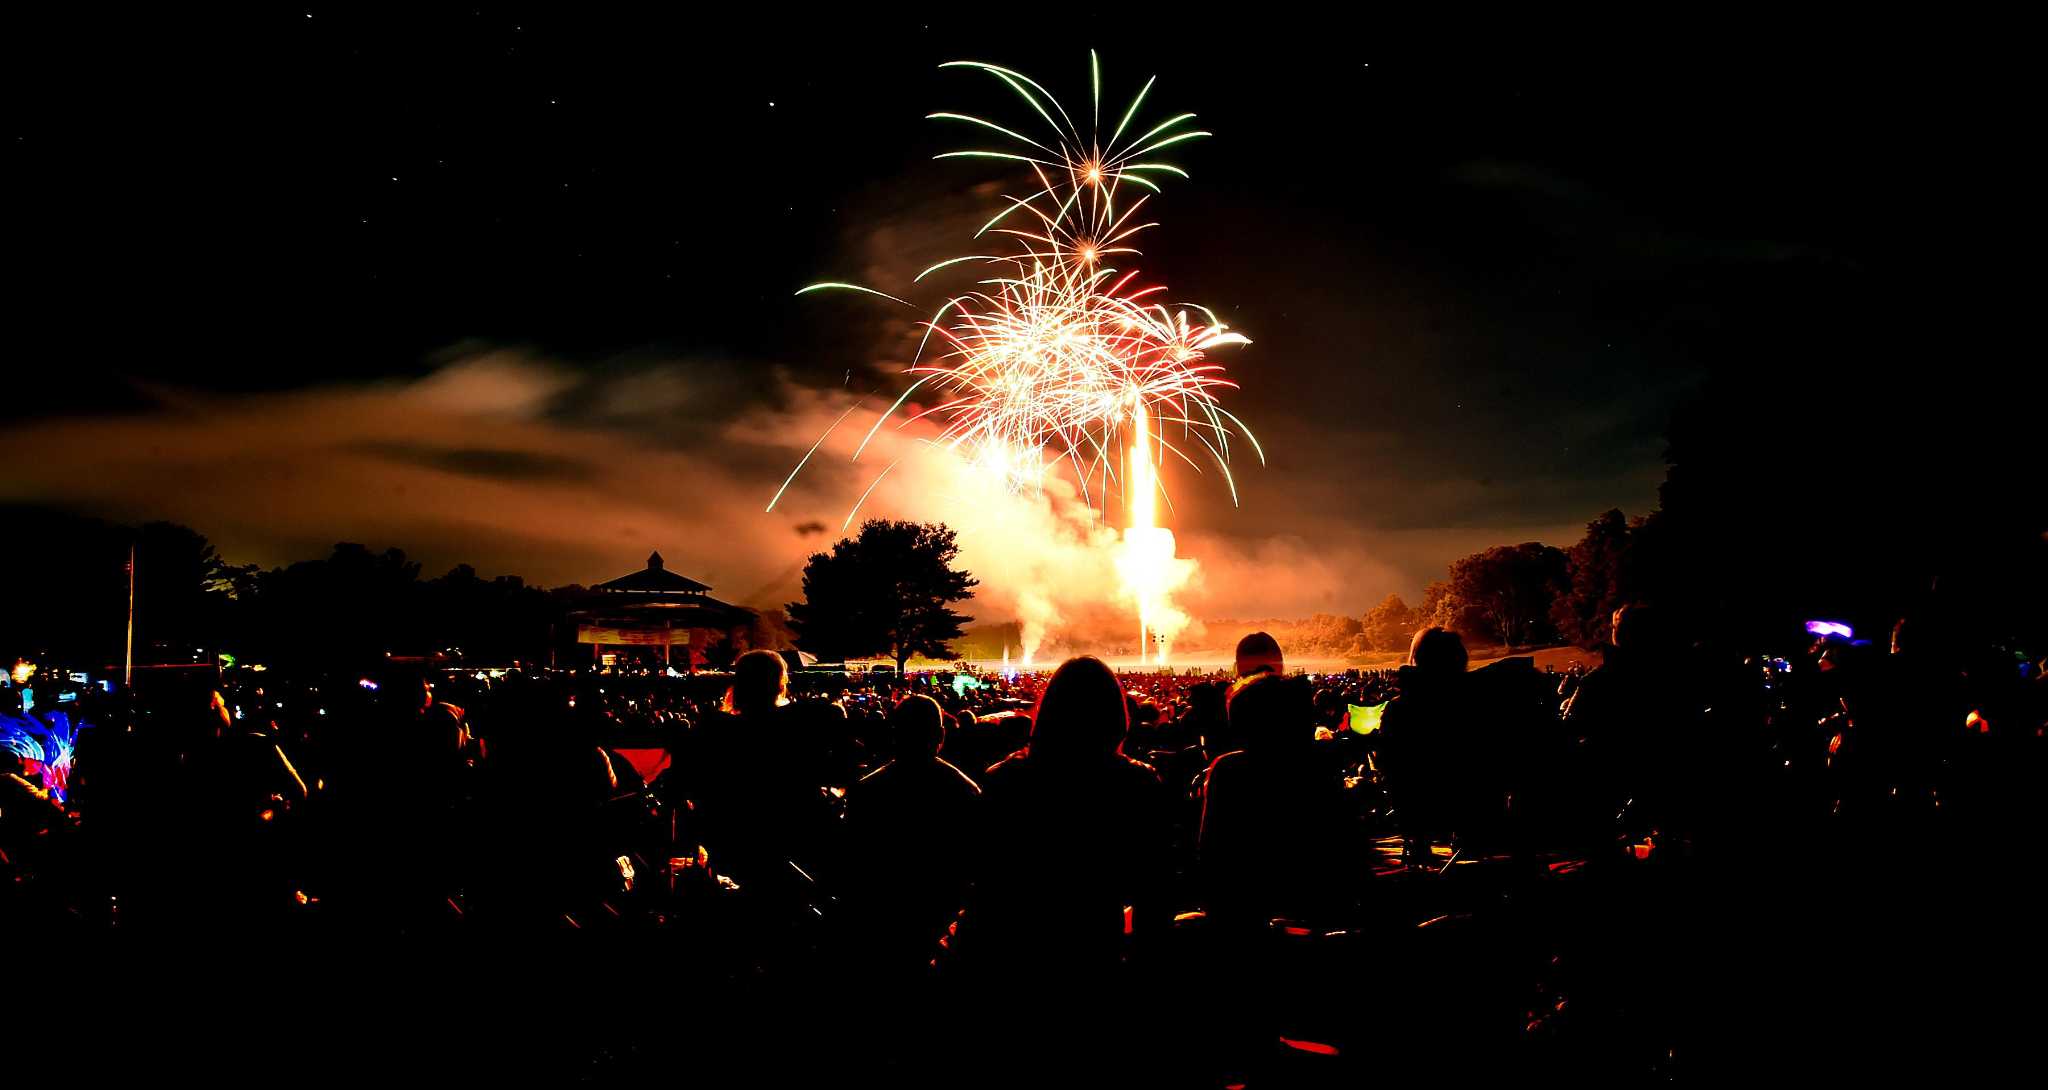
[1255,507,1721,658]
[0,508,580,670]
[1340,517,1645,655]
[1224,539,1578,659]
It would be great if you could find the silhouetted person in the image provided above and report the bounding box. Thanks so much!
[1838,615,1961,821]
[943,657,1173,1081]
[317,675,472,930]
[1235,630,1284,679]
[1190,671,1353,1076]
[1200,672,1349,927]
[462,674,627,926]
[1563,604,1699,843]
[1380,626,1484,862]
[1157,678,1226,800]
[841,693,982,971]
[194,687,311,927]
[675,649,831,900]
[961,656,1170,975]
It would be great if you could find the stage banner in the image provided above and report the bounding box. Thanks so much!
[576,625,673,646]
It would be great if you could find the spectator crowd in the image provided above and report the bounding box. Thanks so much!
[5,609,2044,1084]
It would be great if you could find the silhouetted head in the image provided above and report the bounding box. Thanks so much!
[998,713,1033,752]
[1227,672,1313,754]
[367,669,430,715]
[889,692,945,757]
[1028,656,1128,759]
[1235,631,1285,678]
[1610,604,1663,651]
[1408,627,1468,675]
[728,649,788,717]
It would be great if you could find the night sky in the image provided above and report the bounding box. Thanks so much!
[6,12,2034,623]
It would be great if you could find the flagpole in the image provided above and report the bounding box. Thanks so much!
[124,540,135,691]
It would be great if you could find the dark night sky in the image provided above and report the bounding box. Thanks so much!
[4,11,2036,622]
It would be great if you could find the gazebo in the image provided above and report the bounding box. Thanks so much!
[570,551,756,669]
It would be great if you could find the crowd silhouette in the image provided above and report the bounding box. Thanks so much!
[5,609,2045,1084]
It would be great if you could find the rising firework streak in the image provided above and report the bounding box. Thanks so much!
[783,54,1259,663]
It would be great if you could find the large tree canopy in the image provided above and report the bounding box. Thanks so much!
[1362,593,1421,653]
[787,520,978,673]
[1552,509,1637,649]
[1443,542,1569,650]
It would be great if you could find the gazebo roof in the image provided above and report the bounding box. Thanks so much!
[593,551,711,595]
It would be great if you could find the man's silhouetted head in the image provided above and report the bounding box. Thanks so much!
[1610,604,1667,654]
[729,649,788,717]
[1408,627,1468,675]
[1235,632,1284,678]
[1227,672,1312,754]
[889,692,945,757]
[1029,656,1128,758]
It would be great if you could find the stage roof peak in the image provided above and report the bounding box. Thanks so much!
[593,551,711,595]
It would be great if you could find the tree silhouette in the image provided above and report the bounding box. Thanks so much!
[233,543,424,666]
[1419,578,1486,639]
[1552,509,1634,649]
[1362,593,1420,652]
[787,520,978,673]
[1294,612,1364,656]
[135,520,251,656]
[1445,543,1568,650]
[0,509,243,666]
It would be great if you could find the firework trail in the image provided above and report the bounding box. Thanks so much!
[782,54,1258,662]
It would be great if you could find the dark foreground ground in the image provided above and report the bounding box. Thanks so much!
[38,828,2041,1088]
